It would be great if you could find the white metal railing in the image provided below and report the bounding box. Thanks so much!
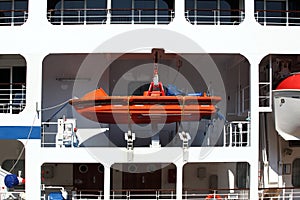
[69,190,103,199]
[47,8,174,25]
[0,10,28,26]
[183,189,249,199]
[259,188,300,199]
[255,10,300,26]
[39,187,300,200]
[224,121,250,147]
[42,120,252,148]
[259,82,272,110]
[111,189,175,199]
[241,85,250,114]
[0,191,26,200]
[41,121,58,147]
[0,83,26,114]
[185,9,245,25]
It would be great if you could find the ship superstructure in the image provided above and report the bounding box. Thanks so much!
[1,0,300,199]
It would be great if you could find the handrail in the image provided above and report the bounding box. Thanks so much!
[37,187,300,200]
[256,9,300,13]
[258,187,300,199]
[0,10,28,26]
[0,83,26,114]
[111,189,176,200]
[47,7,174,25]
[186,8,245,12]
[111,188,175,192]
[48,8,173,12]
[0,82,26,86]
[224,121,250,147]
[255,9,300,26]
[185,8,245,25]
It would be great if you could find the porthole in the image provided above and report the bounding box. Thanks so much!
[98,165,104,173]
[128,164,137,173]
[79,164,88,174]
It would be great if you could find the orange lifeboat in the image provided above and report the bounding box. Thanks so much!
[70,67,221,124]
[69,86,221,124]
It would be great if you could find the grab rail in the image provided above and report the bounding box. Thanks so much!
[0,83,26,114]
[0,10,28,26]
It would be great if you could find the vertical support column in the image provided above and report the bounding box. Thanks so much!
[248,57,261,199]
[26,0,49,26]
[172,0,187,24]
[22,139,42,199]
[249,160,259,199]
[243,0,256,24]
[175,162,184,200]
[103,165,111,200]
[23,53,45,115]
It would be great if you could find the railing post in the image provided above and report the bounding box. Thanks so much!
[107,9,111,24]
[286,10,289,26]
[60,9,63,25]
[229,123,233,147]
[213,10,216,25]
[83,9,86,25]
[264,10,266,26]
[78,10,80,24]
[223,125,226,147]
[247,122,250,146]
[138,10,141,23]
[238,122,242,146]
[155,8,158,24]
[11,10,14,26]
[131,9,134,24]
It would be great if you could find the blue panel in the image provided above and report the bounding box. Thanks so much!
[0,126,41,139]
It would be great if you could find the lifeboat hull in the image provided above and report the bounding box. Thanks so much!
[273,73,300,140]
[273,89,300,140]
[70,88,221,124]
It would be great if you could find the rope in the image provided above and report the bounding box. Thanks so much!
[41,99,71,111]
[8,98,71,173]
[182,96,185,122]
[127,96,131,126]
[9,113,37,173]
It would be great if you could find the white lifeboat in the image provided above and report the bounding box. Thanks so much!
[273,73,300,140]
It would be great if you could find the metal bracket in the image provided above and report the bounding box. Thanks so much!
[125,130,135,161]
[125,130,135,150]
[179,131,191,161]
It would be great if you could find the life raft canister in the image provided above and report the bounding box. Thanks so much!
[205,194,222,200]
